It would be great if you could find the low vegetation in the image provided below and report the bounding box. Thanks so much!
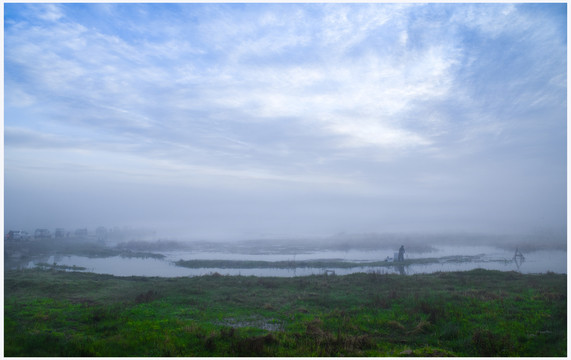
[175,255,499,270]
[4,268,566,356]
[5,238,164,264]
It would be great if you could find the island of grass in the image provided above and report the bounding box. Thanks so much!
[174,254,509,269]
[4,268,566,357]
[34,262,88,271]
[4,237,165,261]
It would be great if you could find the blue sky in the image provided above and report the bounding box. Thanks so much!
[4,3,567,239]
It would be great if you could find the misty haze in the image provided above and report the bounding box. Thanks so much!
[4,3,567,357]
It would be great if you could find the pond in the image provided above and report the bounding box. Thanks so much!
[9,244,566,277]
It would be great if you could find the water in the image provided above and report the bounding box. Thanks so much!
[13,245,566,277]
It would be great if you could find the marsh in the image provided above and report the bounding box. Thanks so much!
[6,235,566,277]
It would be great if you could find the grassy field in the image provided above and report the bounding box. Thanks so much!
[4,268,566,356]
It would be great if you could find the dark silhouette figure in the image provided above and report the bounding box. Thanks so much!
[513,248,525,260]
[513,248,525,271]
[398,245,405,262]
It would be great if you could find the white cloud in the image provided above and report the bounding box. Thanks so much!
[6,3,463,163]
[5,86,36,107]
[325,118,432,149]
[36,4,64,22]
[454,4,521,38]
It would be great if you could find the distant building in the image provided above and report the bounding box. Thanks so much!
[54,228,66,238]
[96,226,108,241]
[6,230,29,241]
[75,228,88,238]
[34,229,51,239]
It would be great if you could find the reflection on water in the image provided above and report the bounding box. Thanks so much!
[514,250,525,271]
[7,244,566,278]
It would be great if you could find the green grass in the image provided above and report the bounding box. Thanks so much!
[4,268,566,356]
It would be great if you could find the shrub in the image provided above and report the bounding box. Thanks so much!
[472,329,514,356]
[135,290,160,304]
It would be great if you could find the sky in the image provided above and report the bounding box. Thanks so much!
[4,3,567,240]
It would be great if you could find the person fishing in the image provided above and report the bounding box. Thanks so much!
[398,245,405,262]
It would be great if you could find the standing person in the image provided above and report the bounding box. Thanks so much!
[398,245,405,262]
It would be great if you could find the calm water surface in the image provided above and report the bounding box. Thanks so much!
[17,245,567,277]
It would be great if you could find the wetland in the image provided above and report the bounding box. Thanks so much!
[4,234,566,356]
[4,234,567,277]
